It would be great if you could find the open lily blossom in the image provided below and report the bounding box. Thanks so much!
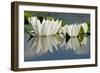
[28,16,62,36]
[61,24,81,37]
[81,23,88,33]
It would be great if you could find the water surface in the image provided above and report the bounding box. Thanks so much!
[24,33,90,62]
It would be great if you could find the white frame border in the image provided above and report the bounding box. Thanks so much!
[18,5,96,68]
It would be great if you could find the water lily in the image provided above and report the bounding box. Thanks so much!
[28,16,62,36]
[60,24,81,37]
[81,23,88,33]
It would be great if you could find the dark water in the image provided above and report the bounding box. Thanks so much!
[24,33,90,62]
[31,11,90,24]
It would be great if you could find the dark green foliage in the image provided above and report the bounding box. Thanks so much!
[86,20,90,33]
[61,20,67,26]
[24,11,32,25]
[24,16,29,24]
[37,16,43,23]
[66,33,70,42]
[24,24,33,32]
[78,26,84,35]
[66,33,70,38]
[78,34,84,44]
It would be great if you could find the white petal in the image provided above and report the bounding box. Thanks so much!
[36,19,42,35]
[82,23,88,33]
[61,24,68,35]
[49,19,57,35]
[28,17,37,34]
[41,19,48,36]
[53,20,62,35]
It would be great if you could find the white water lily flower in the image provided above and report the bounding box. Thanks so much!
[81,23,88,33]
[61,24,81,37]
[28,17,62,36]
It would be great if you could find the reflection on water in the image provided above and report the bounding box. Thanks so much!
[24,33,90,61]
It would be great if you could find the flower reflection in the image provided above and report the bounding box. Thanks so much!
[24,34,62,58]
[24,33,90,59]
[78,36,90,54]
[61,37,81,51]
